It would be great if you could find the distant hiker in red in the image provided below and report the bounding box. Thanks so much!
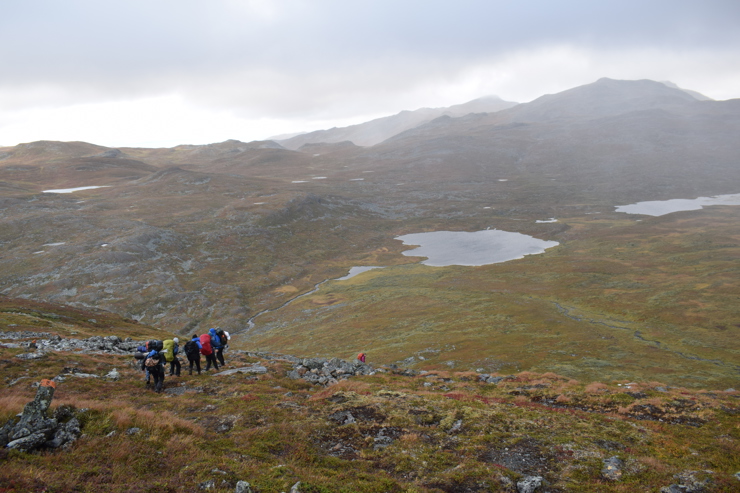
[357,352,366,363]
[200,333,219,372]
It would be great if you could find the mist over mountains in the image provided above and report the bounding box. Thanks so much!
[277,95,518,149]
[1,77,738,383]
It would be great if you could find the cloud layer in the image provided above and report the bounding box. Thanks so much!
[2,0,739,146]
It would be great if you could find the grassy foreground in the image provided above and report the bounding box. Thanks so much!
[1,326,739,491]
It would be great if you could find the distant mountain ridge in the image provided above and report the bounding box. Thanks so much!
[278,95,518,149]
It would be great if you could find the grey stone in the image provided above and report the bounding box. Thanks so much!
[289,482,301,493]
[7,431,50,452]
[15,352,46,360]
[235,480,252,493]
[602,456,624,481]
[660,486,685,493]
[126,427,142,435]
[12,384,56,437]
[517,476,543,493]
[105,368,120,381]
[45,417,81,449]
[199,480,216,490]
[448,419,463,434]
[0,418,16,447]
[214,365,268,377]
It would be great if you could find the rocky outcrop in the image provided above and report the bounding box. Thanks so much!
[1,331,144,358]
[0,380,81,452]
[286,357,377,386]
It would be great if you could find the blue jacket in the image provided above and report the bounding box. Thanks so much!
[191,336,202,349]
[209,328,223,350]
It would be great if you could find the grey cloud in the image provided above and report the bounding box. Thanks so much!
[1,0,739,118]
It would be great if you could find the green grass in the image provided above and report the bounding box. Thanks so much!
[242,207,740,389]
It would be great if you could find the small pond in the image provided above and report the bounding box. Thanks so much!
[615,193,740,216]
[43,186,110,194]
[396,229,559,267]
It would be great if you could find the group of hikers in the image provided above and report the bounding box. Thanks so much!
[134,328,230,392]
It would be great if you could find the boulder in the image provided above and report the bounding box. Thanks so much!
[0,380,81,452]
[517,476,543,493]
[602,456,624,481]
[235,481,252,493]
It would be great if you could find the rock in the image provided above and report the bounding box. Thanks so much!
[660,470,713,493]
[45,417,81,449]
[126,427,142,435]
[214,365,268,377]
[289,482,302,493]
[602,456,624,481]
[660,486,684,493]
[15,351,46,360]
[0,380,81,452]
[235,480,252,493]
[328,411,356,425]
[517,476,543,493]
[105,368,120,381]
[448,419,463,434]
[199,480,216,490]
[7,431,50,452]
[11,380,56,438]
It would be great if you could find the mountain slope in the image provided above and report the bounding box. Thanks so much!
[0,79,738,391]
[279,96,518,149]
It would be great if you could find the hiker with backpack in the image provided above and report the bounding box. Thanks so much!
[208,328,226,366]
[163,338,181,377]
[134,343,151,385]
[143,340,166,393]
[184,334,202,375]
[200,332,219,372]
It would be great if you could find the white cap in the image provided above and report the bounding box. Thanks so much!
[173,337,179,343]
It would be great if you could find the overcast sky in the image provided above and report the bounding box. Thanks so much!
[2,0,739,148]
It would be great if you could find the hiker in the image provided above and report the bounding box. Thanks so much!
[200,333,219,372]
[144,340,166,393]
[134,343,151,385]
[210,328,225,367]
[216,329,228,366]
[184,334,202,375]
[357,352,366,363]
[163,338,181,377]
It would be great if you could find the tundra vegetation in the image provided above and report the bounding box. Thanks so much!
[1,299,739,492]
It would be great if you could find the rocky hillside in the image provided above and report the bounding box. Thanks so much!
[0,79,738,389]
[1,298,739,492]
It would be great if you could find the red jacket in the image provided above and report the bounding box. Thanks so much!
[199,334,213,356]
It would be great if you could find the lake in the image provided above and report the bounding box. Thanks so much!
[396,229,559,267]
[615,193,740,216]
[43,186,110,194]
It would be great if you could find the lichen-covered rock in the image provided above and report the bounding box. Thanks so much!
[517,476,543,493]
[235,481,252,493]
[602,456,625,481]
[0,380,81,452]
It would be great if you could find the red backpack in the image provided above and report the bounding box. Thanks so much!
[199,334,213,355]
